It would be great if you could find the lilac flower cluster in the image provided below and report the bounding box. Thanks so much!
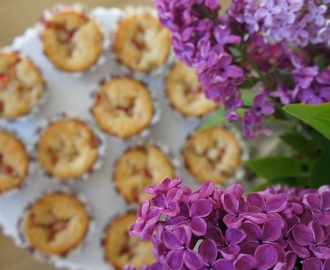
[229,0,330,47]
[154,0,330,138]
[126,178,330,270]
[154,0,245,110]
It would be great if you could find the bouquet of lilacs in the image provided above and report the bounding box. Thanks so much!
[125,178,330,270]
[154,0,330,138]
[150,0,330,190]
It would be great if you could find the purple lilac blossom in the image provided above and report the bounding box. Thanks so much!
[154,0,330,138]
[127,178,330,270]
[229,0,330,47]
[155,0,330,139]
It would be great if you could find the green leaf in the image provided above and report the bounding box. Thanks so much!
[315,55,326,70]
[240,84,260,106]
[199,107,227,131]
[283,103,330,140]
[228,47,243,58]
[309,153,330,187]
[241,91,256,106]
[245,157,303,180]
[239,79,259,90]
[309,130,330,187]
[280,133,318,158]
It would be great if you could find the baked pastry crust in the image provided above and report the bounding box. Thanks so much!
[37,119,99,179]
[0,131,29,192]
[41,11,103,72]
[114,14,171,72]
[183,127,242,184]
[23,192,89,255]
[166,61,219,116]
[92,77,154,139]
[0,52,45,119]
[114,145,175,203]
[103,213,155,269]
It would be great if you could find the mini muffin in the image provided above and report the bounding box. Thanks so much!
[0,130,29,193]
[37,119,99,180]
[92,77,154,139]
[0,52,45,119]
[103,212,155,269]
[183,127,242,184]
[113,13,171,73]
[41,10,103,72]
[114,145,175,204]
[22,192,89,255]
[166,61,219,117]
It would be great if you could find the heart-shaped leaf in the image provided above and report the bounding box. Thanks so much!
[283,103,330,140]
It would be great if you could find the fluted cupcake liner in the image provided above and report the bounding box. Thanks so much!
[88,73,161,142]
[17,186,95,263]
[108,6,176,78]
[180,124,250,188]
[37,3,110,78]
[0,126,35,197]
[0,48,49,124]
[33,112,107,184]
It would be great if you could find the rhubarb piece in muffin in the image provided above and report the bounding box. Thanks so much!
[183,127,242,184]
[166,61,219,117]
[103,212,155,269]
[92,77,154,139]
[114,145,175,204]
[22,192,89,255]
[0,130,29,193]
[0,52,45,119]
[41,10,103,72]
[113,14,171,73]
[37,119,99,180]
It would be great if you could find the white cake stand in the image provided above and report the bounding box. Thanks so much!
[0,7,213,270]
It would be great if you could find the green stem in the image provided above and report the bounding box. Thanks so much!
[234,44,275,90]
[192,4,219,25]
[273,102,288,120]
[245,55,275,90]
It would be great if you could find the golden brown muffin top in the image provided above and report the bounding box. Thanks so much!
[114,145,175,204]
[167,62,219,117]
[41,11,103,72]
[103,213,155,269]
[0,131,29,192]
[23,192,89,255]
[183,127,242,184]
[92,77,154,139]
[37,119,99,179]
[114,14,171,72]
[0,52,45,119]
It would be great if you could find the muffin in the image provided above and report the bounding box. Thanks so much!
[113,13,171,73]
[37,118,99,180]
[183,127,242,184]
[92,77,154,139]
[103,212,155,269]
[41,10,103,72]
[114,145,175,203]
[0,130,29,193]
[22,192,89,255]
[166,61,219,117]
[0,52,45,119]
